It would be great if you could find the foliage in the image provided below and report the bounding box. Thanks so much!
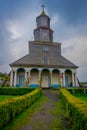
[73,93,87,102]
[0,95,19,102]
[67,88,87,94]
[4,95,47,130]
[0,88,42,129]
[0,87,35,95]
[0,73,10,87]
[59,88,87,130]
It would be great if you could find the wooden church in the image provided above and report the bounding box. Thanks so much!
[10,7,78,88]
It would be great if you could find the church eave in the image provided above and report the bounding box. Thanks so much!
[29,41,61,45]
[34,27,53,32]
[10,63,78,69]
[36,14,50,21]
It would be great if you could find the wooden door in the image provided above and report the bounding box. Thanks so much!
[42,74,49,88]
[19,75,24,86]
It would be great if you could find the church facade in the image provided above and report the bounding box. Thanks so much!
[10,8,78,88]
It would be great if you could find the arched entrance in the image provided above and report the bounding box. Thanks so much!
[65,69,72,87]
[52,69,60,88]
[30,68,39,88]
[17,68,25,87]
[41,69,50,88]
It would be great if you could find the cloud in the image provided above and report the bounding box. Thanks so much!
[51,15,59,27]
[45,0,87,26]
[6,21,22,39]
[62,36,87,81]
[0,1,41,73]
[50,11,87,82]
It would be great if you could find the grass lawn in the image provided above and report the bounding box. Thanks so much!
[0,95,19,102]
[73,94,87,102]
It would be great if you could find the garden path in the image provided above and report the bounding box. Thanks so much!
[20,89,72,130]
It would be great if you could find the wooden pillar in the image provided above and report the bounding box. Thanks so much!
[50,71,52,87]
[39,70,41,86]
[25,71,27,80]
[14,70,17,87]
[63,72,65,87]
[27,71,30,86]
[60,73,63,86]
[10,70,13,86]
[72,72,75,87]
[75,72,78,86]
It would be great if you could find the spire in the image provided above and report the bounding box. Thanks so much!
[34,5,53,42]
[41,5,46,16]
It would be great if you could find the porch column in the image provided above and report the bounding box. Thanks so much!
[72,72,75,87]
[60,73,63,86]
[63,72,65,86]
[14,70,17,87]
[39,70,41,86]
[50,70,52,86]
[75,72,78,86]
[25,70,28,80]
[27,71,30,86]
[28,71,30,78]
[10,70,13,86]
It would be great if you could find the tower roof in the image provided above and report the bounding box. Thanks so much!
[41,9,46,16]
[41,5,46,16]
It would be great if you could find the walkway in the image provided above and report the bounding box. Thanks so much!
[4,89,73,130]
[21,89,72,130]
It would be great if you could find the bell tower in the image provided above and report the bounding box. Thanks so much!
[34,5,53,42]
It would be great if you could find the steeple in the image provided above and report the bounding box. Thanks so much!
[34,6,53,42]
[41,5,46,16]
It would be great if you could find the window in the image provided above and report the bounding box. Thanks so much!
[44,56,49,64]
[43,47,48,52]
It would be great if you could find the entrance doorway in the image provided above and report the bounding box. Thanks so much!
[42,74,49,88]
[19,75,25,86]
[41,69,50,88]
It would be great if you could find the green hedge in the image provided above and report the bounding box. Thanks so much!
[67,88,87,94]
[0,88,42,129]
[0,87,35,95]
[59,88,87,130]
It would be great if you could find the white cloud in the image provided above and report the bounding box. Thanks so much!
[6,21,22,39]
[62,36,87,81]
[51,15,59,26]
[0,2,41,73]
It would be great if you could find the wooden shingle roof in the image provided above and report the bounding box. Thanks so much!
[10,42,78,69]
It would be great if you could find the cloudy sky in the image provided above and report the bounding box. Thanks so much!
[0,0,87,82]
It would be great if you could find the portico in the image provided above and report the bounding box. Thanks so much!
[10,67,78,88]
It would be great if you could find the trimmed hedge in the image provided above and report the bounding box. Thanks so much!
[67,88,87,94]
[0,87,35,95]
[59,88,87,130]
[0,88,42,129]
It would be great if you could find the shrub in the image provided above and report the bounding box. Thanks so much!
[0,87,35,95]
[67,88,87,94]
[0,88,42,129]
[59,88,87,130]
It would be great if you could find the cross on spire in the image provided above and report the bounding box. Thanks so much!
[41,5,45,11]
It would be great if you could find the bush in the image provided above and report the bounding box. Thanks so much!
[0,87,35,95]
[59,88,87,130]
[67,88,87,94]
[0,88,42,129]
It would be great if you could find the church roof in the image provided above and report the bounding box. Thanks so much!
[10,42,78,69]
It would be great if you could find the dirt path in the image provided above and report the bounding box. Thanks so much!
[20,90,72,130]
